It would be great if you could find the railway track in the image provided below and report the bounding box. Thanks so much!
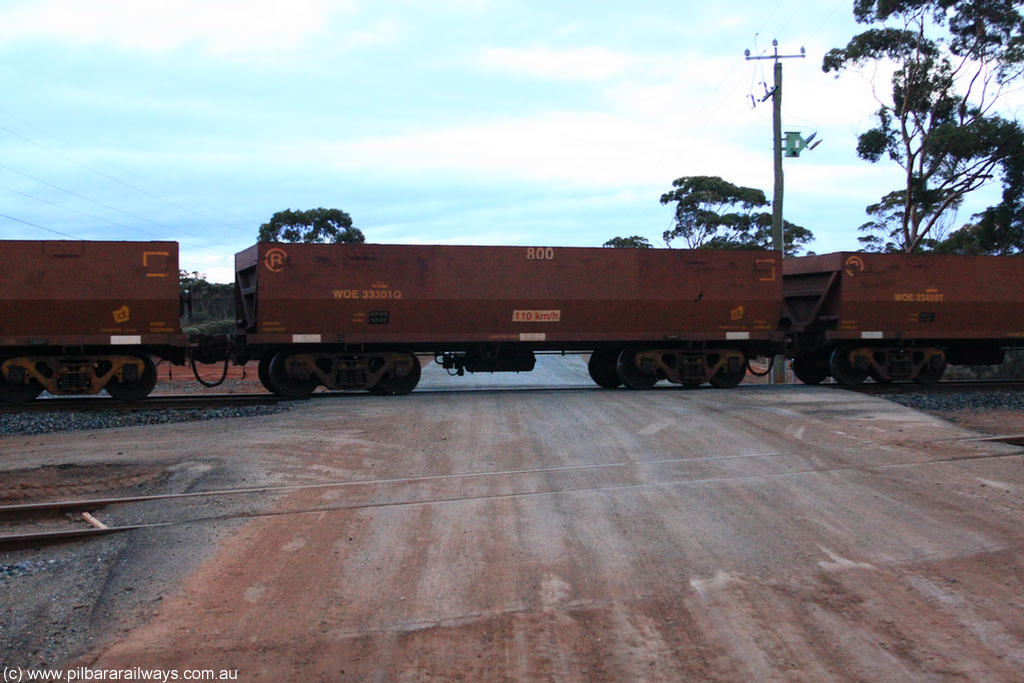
[0,392,285,414]
[4,435,1023,550]
[2,378,1022,414]
[840,378,1024,395]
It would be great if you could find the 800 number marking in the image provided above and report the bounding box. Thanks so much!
[526,247,555,260]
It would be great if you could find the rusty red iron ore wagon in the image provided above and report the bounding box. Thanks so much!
[5,239,1022,403]
[0,240,188,401]
[234,243,783,396]
[783,252,1024,385]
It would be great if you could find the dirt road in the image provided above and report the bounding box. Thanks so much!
[4,357,1024,680]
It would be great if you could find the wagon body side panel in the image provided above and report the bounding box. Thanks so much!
[239,243,782,349]
[0,240,185,347]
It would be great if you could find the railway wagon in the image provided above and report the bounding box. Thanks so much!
[235,242,783,396]
[784,252,1024,385]
[0,240,187,402]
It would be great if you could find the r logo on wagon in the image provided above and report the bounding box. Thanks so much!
[844,255,865,277]
[263,247,288,272]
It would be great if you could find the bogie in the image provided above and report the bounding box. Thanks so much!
[261,350,423,397]
[0,354,158,402]
[827,346,948,385]
[613,347,749,390]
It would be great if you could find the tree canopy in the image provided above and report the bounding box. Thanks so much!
[659,175,813,255]
[179,270,234,334]
[603,235,653,248]
[258,207,365,244]
[824,0,1024,253]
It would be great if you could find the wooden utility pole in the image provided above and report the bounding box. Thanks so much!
[772,58,784,255]
[746,40,804,383]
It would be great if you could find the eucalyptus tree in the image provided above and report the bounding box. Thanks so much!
[258,207,365,244]
[824,0,1024,252]
[660,175,812,255]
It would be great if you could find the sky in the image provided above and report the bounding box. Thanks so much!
[0,0,1014,282]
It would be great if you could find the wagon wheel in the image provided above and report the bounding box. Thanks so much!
[366,356,391,394]
[791,356,828,385]
[616,348,658,390]
[709,361,746,389]
[0,362,43,403]
[106,356,158,401]
[587,349,622,388]
[828,345,868,386]
[257,355,275,393]
[267,351,318,398]
[372,354,422,395]
[913,354,947,385]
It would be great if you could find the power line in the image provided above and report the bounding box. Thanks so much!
[0,120,248,237]
[0,182,166,239]
[0,162,231,246]
[0,212,80,239]
[800,0,849,46]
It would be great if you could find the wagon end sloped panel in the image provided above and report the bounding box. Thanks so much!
[0,240,184,346]
[241,243,782,348]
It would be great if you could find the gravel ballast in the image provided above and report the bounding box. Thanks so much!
[0,404,294,437]
[4,389,1024,437]
[883,390,1024,413]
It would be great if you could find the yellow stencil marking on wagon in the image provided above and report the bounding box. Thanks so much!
[333,286,403,300]
[142,251,169,277]
[754,258,776,281]
[112,305,130,324]
[730,306,745,321]
[894,290,944,303]
[263,247,287,272]
[513,310,561,322]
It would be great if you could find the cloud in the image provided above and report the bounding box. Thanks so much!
[325,109,764,188]
[477,45,640,81]
[0,0,356,55]
[347,17,403,50]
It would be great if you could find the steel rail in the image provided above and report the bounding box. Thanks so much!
[0,392,284,414]
[834,379,1024,395]
[2,438,1022,548]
